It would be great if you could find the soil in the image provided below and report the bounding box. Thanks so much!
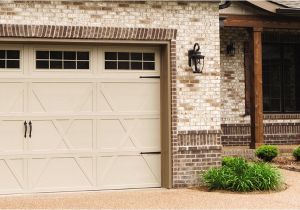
[272,155,300,172]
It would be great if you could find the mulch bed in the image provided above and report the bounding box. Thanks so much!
[272,156,300,172]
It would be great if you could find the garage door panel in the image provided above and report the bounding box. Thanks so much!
[29,120,93,152]
[0,83,25,114]
[29,157,94,190]
[98,82,160,112]
[0,159,25,192]
[30,83,93,113]
[126,118,160,150]
[98,119,139,151]
[0,120,25,152]
[98,155,161,189]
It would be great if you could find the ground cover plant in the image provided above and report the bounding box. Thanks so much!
[202,157,282,192]
[255,145,279,162]
[293,146,300,161]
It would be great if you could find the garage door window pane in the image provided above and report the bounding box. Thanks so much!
[143,62,155,70]
[64,61,76,69]
[0,51,5,59]
[131,62,142,70]
[64,51,76,60]
[77,61,89,69]
[77,52,89,60]
[7,60,20,68]
[36,51,49,59]
[50,51,62,59]
[118,52,129,60]
[105,61,117,69]
[36,50,90,70]
[118,61,129,70]
[50,61,62,69]
[0,60,5,68]
[131,53,142,61]
[7,50,20,59]
[143,53,155,61]
[0,49,21,69]
[105,51,156,71]
[105,52,117,60]
[36,60,49,69]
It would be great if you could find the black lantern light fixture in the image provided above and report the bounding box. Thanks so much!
[226,41,236,56]
[188,43,205,73]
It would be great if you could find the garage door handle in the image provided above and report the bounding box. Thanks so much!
[140,152,161,155]
[24,121,27,138]
[139,76,160,79]
[29,121,32,138]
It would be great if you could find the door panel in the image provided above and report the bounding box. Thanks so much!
[29,157,94,191]
[0,120,25,153]
[98,154,161,189]
[30,82,93,114]
[28,119,93,152]
[0,83,25,114]
[0,158,25,193]
[98,82,160,112]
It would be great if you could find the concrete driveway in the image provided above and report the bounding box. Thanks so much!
[0,169,299,209]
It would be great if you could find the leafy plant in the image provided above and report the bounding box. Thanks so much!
[202,157,282,192]
[255,145,279,162]
[293,146,300,161]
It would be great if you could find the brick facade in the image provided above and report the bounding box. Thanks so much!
[222,123,300,146]
[0,1,222,188]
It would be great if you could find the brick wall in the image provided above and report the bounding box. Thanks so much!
[222,122,300,146]
[0,1,222,187]
[220,27,250,124]
[175,131,222,187]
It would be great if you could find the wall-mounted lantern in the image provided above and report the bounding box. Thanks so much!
[188,43,205,73]
[226,41,236,56]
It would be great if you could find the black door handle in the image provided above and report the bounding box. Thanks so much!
[29,121,32,138]
[24,121,27,138]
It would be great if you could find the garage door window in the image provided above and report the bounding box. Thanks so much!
[105,52,155,71]
[0,50,20,69]
[36,50,90,70]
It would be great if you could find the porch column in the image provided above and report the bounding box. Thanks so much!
[250,27,264,148]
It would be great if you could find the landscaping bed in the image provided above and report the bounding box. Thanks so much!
[272,156,300,172]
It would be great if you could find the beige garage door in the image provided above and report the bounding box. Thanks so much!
[0,44,161,194]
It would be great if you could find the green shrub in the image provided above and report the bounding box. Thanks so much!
[202,157,282,192]
[293,146,300,161]
[255,145,279,162]
[222,156,237,167]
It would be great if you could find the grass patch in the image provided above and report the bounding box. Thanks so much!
[201,157,283,192]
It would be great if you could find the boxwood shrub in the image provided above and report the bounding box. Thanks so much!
[255,145,279,162]
[202,157,282,192]
[293,146,300,161]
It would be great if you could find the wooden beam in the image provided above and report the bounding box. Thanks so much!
[223,15,300,29]
[250,27,264,149]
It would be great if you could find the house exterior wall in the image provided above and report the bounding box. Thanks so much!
[220,27,300,146]
[0,1,222,187]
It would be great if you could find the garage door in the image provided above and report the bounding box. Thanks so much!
[0,44,161,194]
